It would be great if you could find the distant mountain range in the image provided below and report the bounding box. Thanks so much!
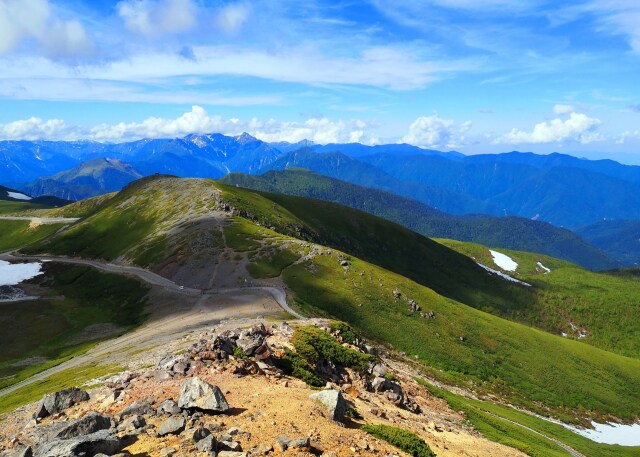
[3,132,640,265]
[221,169,618,271]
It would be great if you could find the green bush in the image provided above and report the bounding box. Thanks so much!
[272,348,324,387]
[233,346,249,360]
[362,424,436,457]
[329,321,360,345]
[291,326,372,374]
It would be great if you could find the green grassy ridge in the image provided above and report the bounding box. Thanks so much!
[418,380,640,457]
[0,200,50,215]
[221,170,618,271]
[276,247,640,422]
[438,239,640,358]
[0,264,148,390]
[0,220,65,252]
[23,177,220,261]
[43,192,116,218]
[219,183,640,359]
[218,182,536,319]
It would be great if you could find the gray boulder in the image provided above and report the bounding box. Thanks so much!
[34,388,89,419]
[236,335,264,356]
[196,435,217,454]
[157,416,186,436]
[33,430,123,457]
[308,390,347,422]
[55,412,111,439]
[177,377,230,413]
[157,399,181,415]
[120,400,154,417]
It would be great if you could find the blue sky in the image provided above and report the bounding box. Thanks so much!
[1,0,640,162]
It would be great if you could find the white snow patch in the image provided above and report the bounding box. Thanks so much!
[477,262,531,287]
[7,191,31,201]
[537,261,551,274]
[0,260,42,286]
[489,250,518,271]
[561,332,568,337]
[536,414,640,446]
[566,422,640,446]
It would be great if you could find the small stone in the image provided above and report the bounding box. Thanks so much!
[192,426,211,442]
[196,435,217,454]
[157,416,186,436]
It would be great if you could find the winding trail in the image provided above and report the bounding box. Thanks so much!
[0,252,304,398]
[0,216,79,224]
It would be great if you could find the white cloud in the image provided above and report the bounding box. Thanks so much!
[0,106,379,144]
[495,112,603,144]
[616,130,640,144]
[0,116,70,140]
[0,0,93,58]
[553,104,574,115]
[402,115,471,149]
[117,0,197,37]
[215,2,251,33]
[0,44,473,96]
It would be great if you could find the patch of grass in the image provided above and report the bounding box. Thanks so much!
[0,363,120,415]
[0,220,65,251]
[281,253,640,422]
[0,200,50,215]
[247,247,299,278]
[223,218,263,252]
[361,424,436,457]
[328,321,361,345]
[233,347,249,360]
[417,379,640,457]
[0,264,148,389]
[437,239,640,358]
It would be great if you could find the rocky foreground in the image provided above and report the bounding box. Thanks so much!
[0,320,523,457]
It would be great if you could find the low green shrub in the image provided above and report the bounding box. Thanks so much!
[272,348,324,387]
[291,326,372,374]
[361,424,436,457]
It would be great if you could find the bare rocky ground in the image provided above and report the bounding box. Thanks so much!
[0,320,524,457]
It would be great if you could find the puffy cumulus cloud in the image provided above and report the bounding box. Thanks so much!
[0,106,377,144]
[553,104,575,115]
[0,116,70,141]
[117,0,197,37]
[402,115,471,149]
[0,0,93,58]
[495,112,603,144]
[250,117,378,145]
[215,2,251,34]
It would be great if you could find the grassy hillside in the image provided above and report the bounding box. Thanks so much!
[419,379,640,457]
[0,220,66,252]
[438,239,640,358]
[22,176,640,424]
[0,264,148,391]
[221,169,617,270]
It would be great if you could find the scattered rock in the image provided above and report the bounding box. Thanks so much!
[157,399,181,415]
[33,430,123,457]
[54,412,111,439]
[217,452,247,457]
[178,377,230,413]
[157,416,186,437]
[196,435,217,454]
[250,443,273,456]
[308,390,347,422]
[192,426,211,442]
[34,388,89,419]
[120,400,154,417]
